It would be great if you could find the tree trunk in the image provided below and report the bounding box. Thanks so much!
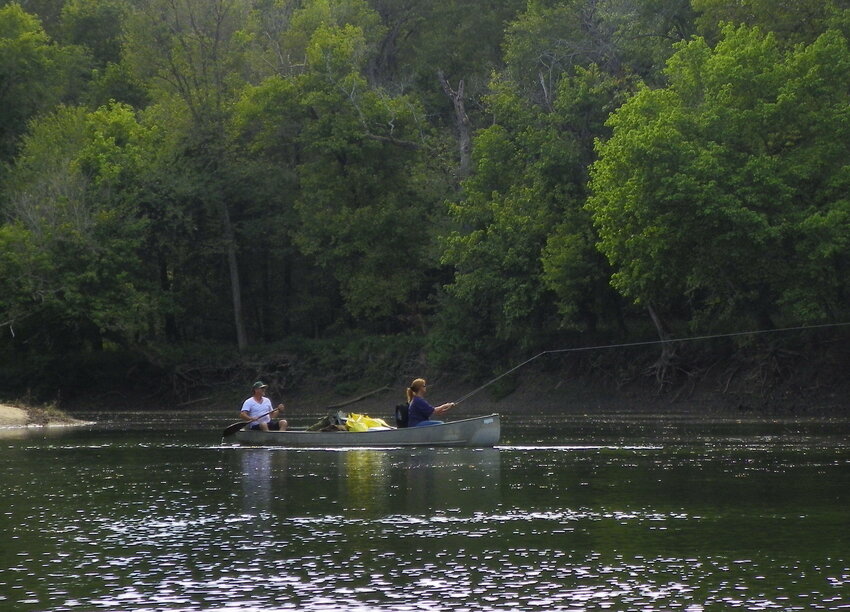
[438,71,471,179]
[647,302,676,386]
[159,256,179,342]
[220,200,247,351]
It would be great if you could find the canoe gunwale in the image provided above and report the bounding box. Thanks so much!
[229,413,500,448]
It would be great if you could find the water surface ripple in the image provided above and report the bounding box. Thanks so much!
[1,414,848,610]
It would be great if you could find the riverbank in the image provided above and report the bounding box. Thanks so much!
[0,402,91,428]
[231,365,850,423]
[19,335,850,421]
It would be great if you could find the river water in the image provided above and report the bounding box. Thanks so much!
[1,411,848,611]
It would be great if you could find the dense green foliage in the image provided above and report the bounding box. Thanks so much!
[1,0,849,400]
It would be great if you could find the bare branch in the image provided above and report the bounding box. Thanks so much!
[438,70,471,178]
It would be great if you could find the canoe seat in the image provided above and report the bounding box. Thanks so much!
[394,403,409,428]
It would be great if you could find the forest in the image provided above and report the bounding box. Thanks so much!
[1,0,849,407]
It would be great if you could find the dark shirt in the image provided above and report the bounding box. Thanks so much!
[407,396,434,427]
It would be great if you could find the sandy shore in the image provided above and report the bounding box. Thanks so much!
[0,403,28,426]
[0,403,90,428]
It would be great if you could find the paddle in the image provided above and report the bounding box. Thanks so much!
[222,409,274,437]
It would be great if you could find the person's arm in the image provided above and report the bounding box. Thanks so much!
[433,402,455,416]
[240,399,253,421]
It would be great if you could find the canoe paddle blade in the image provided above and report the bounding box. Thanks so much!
[222,408,274,437]
[222,421,249,437]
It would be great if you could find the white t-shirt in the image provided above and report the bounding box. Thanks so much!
[241,396,273,425]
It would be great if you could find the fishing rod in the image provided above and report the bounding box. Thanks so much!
[452,321,850,405]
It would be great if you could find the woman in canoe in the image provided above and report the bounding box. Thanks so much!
[406,378,455,426]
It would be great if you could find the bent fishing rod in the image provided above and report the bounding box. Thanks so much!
[450,321,850,406]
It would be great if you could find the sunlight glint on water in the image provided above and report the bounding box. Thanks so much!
[0,414,848,610]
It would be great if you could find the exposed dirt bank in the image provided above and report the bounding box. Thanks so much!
[241,367,850,423]
[50,339,850,421]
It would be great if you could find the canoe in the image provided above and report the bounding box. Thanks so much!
[230,414,500,448]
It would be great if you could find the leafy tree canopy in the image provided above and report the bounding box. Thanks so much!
[0,3,87,166]
[588,25,850,328]
[3,102,163,350]
[693,0,850,45]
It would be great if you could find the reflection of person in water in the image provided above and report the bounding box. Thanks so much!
[406,378,454,427]
[240,449,272,514]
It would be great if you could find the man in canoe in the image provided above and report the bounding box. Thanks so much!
[406,378,455,426]
[240,381,288,431]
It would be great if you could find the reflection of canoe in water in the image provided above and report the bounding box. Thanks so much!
[231,414,501,448]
